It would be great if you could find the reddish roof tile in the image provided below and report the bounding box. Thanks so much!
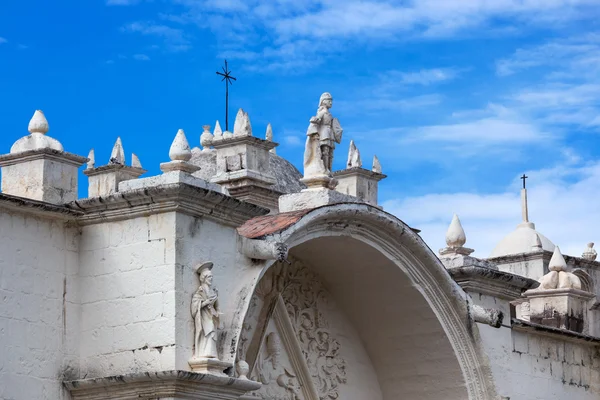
[237,208,313,238]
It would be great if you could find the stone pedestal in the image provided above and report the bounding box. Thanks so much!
[524,288,594,333]
[189,358,233,377]
[0,148,87,204]
[279,188,360,212]
[84,164,146,197]
[211,136,279,210]
[333,167,386,206]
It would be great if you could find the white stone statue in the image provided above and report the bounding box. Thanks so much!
[191,262,221,359]
[304,92,343,178]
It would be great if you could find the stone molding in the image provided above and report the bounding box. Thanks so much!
[212,136,277,152]
[83,164,146,177]
[63,370,260,400]
[68,182,268,226]
[332,166,387,181]
[0,147,88,167]
[230,204,500,400]
[0,192,82,220]
[511,318,600,346]
[448,266,539,300]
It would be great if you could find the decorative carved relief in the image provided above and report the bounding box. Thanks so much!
[238,259,346,400]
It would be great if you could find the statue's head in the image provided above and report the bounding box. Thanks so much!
[196,262,214,286]
[319,92,333,109]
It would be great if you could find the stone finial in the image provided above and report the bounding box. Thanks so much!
[213,121,223,141]
[372,155,382,174]
[439,213,474,257]
[233,108,252,137]
[131,153,142,169]
[169,129,192,162]
[109,137,125,165]
[539,246,582,290]
[582,242,597,261]
[346,140,362,169]
[265,123,276,154]
[223,130,233,139]
[200,125,213,151]
[86,149,95,170]
[446,214,466,248]
[236,360,249,380]
[548,246,567,272]
[265,123,273,142]
[28,110,49,134]
[531,233,543,251]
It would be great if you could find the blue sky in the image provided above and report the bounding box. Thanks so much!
[1,0,600,256]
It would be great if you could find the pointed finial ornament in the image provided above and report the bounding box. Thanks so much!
[169,129,192,161]
[109,137,125,165]
[372,155,382,174]
[87,149,95,170]
[265,123,273,141]
[200,125,213,151]
[28,110,49,134]
[233,108,252,137]
[266,123,276,154]
[347,140,362,169]
[582,242,597,261]
[131,153,142,169]
[213,121,223,141]
[531,233,543,251]
[446,214,467,248]
[549,246,568,272]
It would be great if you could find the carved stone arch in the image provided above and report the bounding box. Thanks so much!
[235,203,498,400]
[573,269,594,293]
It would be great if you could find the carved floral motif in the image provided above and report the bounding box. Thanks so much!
[239,259,346,400]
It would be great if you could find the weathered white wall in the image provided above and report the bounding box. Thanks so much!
[473,292,600,399]
[77,213,178,379]
[173,213,258,369]
[0,209,79,400]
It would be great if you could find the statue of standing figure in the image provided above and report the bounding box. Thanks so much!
[191,262,221,359]
[304,92,343,179]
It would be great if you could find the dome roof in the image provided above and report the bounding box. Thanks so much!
[489,222,555,258]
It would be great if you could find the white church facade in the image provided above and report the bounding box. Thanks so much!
[0,95,598,400]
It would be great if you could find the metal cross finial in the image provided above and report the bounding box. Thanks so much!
[216,60,237,132]
[521,174,528,189]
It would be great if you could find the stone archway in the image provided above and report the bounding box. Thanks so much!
[235,204,498,400]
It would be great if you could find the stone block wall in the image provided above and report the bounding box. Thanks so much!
[475,293,600,399]
[77,213,178,379]
[0,210,79,400]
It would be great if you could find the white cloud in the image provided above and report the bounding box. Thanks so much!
[383,160,600,258]
[284,135,303,147]
[122,22,191,52]
[133,53,151,61]
[0,37,7,44]
[107,0,140,5]
[388,68,460,86]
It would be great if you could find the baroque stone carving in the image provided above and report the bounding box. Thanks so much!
[303,92,343,180]
[191,262,222,359]
[239,259,346,400]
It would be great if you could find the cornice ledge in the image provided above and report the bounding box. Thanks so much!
[0,192,82,220]
[68,182,269,226]
[64,370,261,400]
[449,266,540,300]
[511,318,600,346]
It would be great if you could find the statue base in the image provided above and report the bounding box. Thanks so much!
[188,357,232,377]
[300,174,338,190]
[279,188,360,213]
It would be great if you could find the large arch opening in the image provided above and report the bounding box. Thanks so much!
[288,236,468,399]
[235,204,497,400]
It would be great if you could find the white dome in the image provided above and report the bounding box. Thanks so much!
[489,222,555,258]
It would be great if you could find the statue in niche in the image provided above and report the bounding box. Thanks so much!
[304,92,343,178]
[191,262,221,359]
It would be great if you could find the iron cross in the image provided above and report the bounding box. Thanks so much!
[216,60,237,132]
[521,174,528,189]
